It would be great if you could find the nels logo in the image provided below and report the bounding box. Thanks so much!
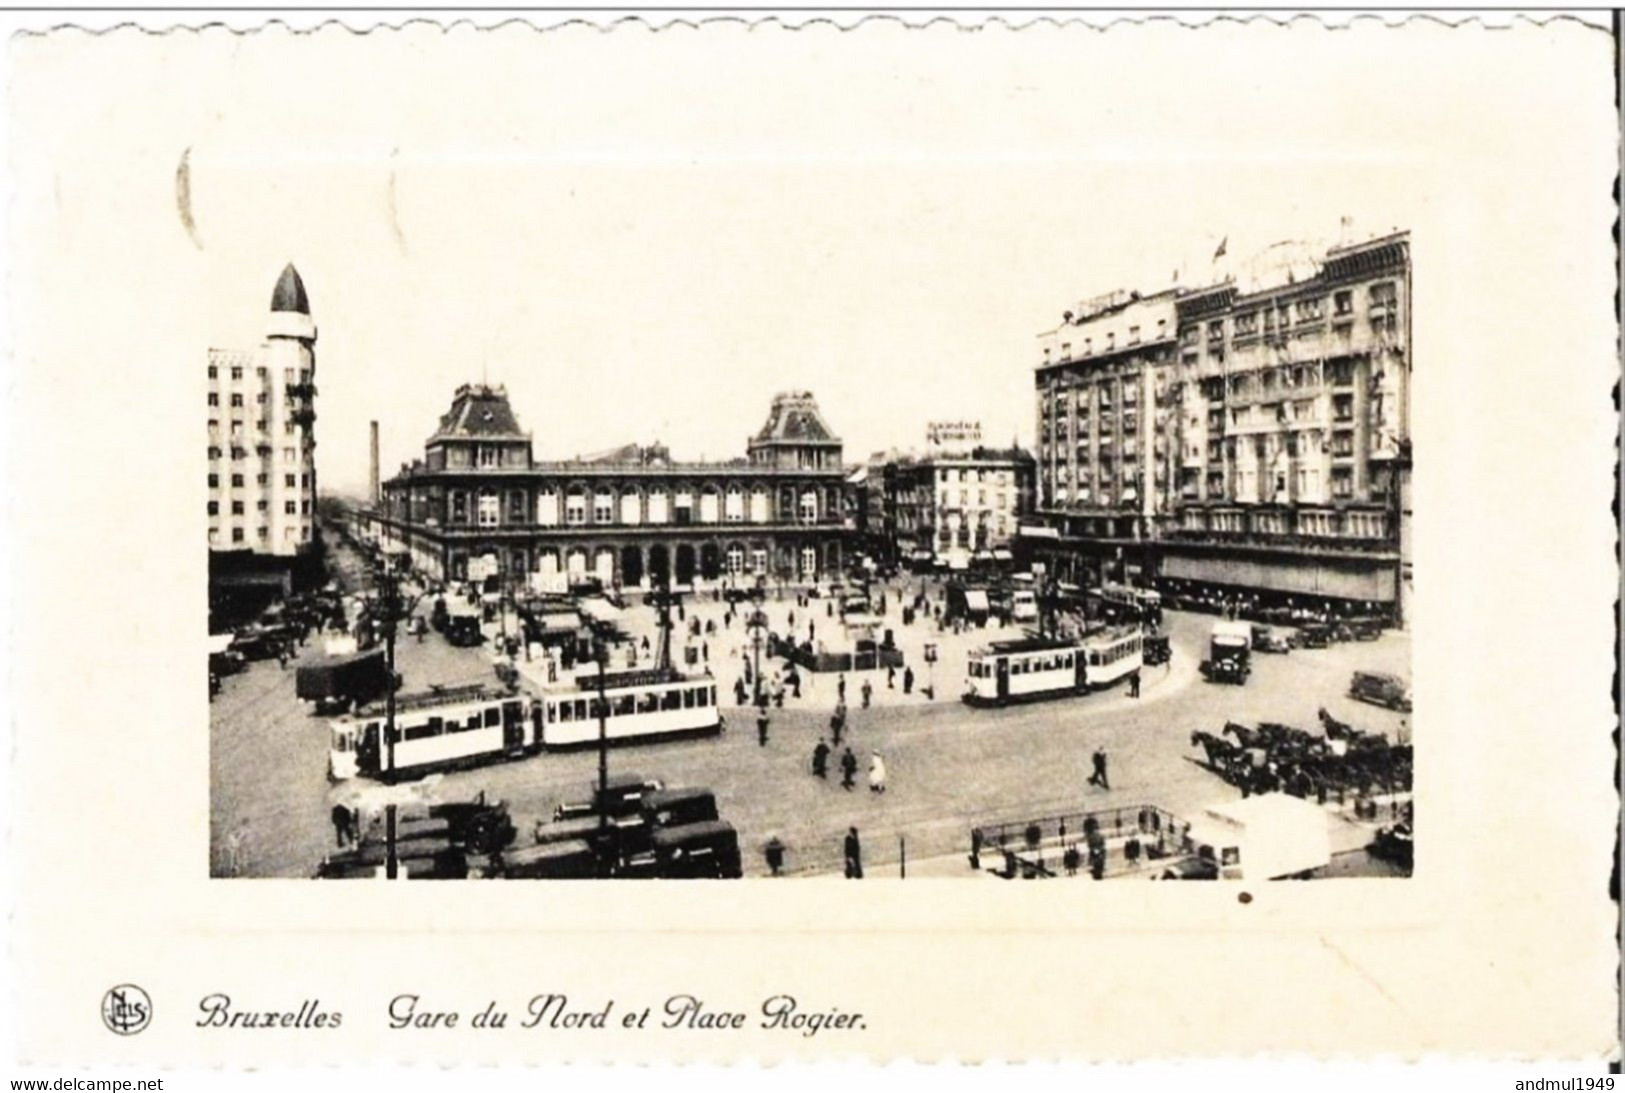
[101,984,152,1036]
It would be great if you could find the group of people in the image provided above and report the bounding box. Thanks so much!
[809,737,887,793]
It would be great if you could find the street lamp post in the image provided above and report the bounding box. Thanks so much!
[595,634,609,846]
[748,583,767,709]
[372,558,420,880]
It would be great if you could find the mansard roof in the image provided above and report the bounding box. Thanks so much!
[751,391,840,446]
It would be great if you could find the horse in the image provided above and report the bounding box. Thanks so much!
[1190,730,1238,774]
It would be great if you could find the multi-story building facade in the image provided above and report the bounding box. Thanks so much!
[367,386,852,589]
[1029,232,1411,619]
[207,264,320,557]
[862,441,1035,570]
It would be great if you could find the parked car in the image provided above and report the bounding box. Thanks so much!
[1350,670,1412,712]
[1251,625,1293,654]
[1297,623,1333,649]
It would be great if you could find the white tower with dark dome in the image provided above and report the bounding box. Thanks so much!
[207,263,320,558]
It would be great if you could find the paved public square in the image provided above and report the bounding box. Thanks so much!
[211,560,1411,879]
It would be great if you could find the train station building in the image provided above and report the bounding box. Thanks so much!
[364,385,854,590]
[1023,231,1413,622]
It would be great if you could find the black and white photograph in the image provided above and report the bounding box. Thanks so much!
[207,228,1414,884]
[6,11,1617,1068]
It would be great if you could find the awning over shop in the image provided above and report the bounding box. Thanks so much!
[208,634,236,655]
[993,548,1014,561]
[964,590,990,612]
[537,611,582,633]
[577,598,623,625]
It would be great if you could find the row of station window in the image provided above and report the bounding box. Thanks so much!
[435,486,842,528]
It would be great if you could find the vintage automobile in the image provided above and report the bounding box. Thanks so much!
[640,787,720,830]
[1155,855,1220,881]
[625,820,744,879]
[296,648,394,713]
[498,839,599,880]
[230,630,285,662]
[1367,822,1413,870]
[209,634,247,678]
[1350,670,1412,712]
[315,844,468,880]
[1250,625,1294,654]
[443,615,484,648]
[428,793,519,856]
[553,774,666,822]
[1346,617,1385,642]
[1141,634,1172,667]
[1199,621,1252,685]
[1296,622,1333,649]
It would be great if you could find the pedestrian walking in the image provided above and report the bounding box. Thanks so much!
[277,643,290,670]
[790,669,802,699]
[734,677,748,705]
[757,711,770,747]
[843,826,863,878]
[868,752,887,794]
[764,837,786,877]
[861,680,873,709]
[887,665,896,689]
[903,666,915,694]
[1129,670,1141,699]
[840,747,858,790]
[702,641,709,663]
[1088,748,1111,790]
[330,803,354,848]
[812,738,831,779]
[837,674,847,703]
[830,709,845,747]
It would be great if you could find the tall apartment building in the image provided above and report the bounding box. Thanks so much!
[207,265,320,622]
[1029,232,1411,619]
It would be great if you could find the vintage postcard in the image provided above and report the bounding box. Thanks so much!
[5,11,1618,1067]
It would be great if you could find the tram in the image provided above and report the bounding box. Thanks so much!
[537,666,723,749]
[963,626,1144,708]
[328,684,534,781]
[329,670,723,781]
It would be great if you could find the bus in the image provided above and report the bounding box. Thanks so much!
[536,666,723,749]
[963,626,1143,707]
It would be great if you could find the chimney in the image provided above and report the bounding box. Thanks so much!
[369,421,380,505]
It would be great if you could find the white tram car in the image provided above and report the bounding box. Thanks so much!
[328,684,532,781]
[963,627,1144,708]
[536,667,723,749]
[328,669,724,781]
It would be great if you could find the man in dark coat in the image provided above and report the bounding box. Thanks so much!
[812,738,831,779]
[757,711,770,747]
[840,747,858,790]
[330,803,354,848]
[903,666,915,694]
[1088,748,1111,790]
[843,827,863,878]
